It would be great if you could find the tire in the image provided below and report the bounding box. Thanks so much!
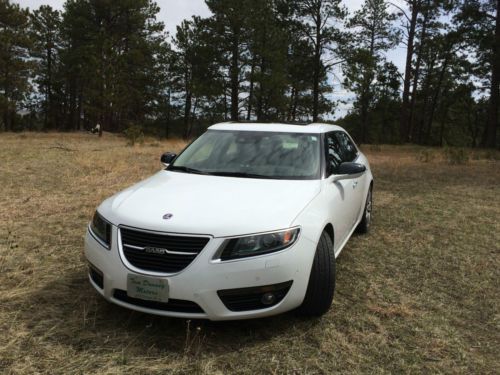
[297,231,335,316]
[356,185,373,234]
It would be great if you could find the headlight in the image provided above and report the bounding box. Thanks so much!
[89,211,111,249]
[218,228,300,261]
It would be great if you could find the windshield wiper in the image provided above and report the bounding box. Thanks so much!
[168,166,208,175]
[209,171,273,179]
[170,167,272,179]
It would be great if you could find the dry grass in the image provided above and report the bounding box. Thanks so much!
[0,133,499,374]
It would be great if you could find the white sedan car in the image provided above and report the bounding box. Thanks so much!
[85,122,373,320]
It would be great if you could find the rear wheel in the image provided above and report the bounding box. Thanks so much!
[357,186,372,234]
[297,231,335,316]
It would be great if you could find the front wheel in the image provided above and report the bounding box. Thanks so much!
[296,231,335,316]
[356,186,372,234]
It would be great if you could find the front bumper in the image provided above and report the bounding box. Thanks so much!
[84,226,317,320]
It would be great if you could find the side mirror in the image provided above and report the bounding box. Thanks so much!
[332,162,366,182]
[161,152,177,167]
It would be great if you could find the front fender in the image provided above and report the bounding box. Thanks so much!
[291,188,336,253]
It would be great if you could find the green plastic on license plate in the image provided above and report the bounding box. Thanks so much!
[127,274,169,302]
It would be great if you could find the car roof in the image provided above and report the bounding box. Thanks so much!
[208,122,345,134]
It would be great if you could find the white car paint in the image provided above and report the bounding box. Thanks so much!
[100,172,321,238]
[84,122,373,320]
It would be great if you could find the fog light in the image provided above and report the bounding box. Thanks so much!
[261,292,276,305]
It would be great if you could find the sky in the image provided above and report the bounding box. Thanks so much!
[16,0,408,119]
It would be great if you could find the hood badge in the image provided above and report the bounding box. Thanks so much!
[162,213,173,220]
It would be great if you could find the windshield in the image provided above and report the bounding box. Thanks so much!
[169,130,321,180]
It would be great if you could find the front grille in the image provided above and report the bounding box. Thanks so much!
[218,281,293,312]
[120,227,210,273]
[113,289,204,313]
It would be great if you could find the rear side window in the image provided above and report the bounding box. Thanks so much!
[335,132,358,162]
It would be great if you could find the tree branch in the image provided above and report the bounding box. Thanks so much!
[389,2,411,23]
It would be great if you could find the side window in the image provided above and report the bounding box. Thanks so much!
[335,132,358,162]
[325,133,343,175]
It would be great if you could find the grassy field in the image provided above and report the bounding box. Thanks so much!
[0,132,499,374]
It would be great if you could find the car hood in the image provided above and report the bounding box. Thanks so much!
[99,170,321,237]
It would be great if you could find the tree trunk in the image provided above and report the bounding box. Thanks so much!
[4,67,11,131]
[483,0,499,148]
[408,9,429,141]
[417,55,435,143]
[223,88,229,121]
[439,109,447,146]
[399,0,420,143]
[165,89,171,139]
[256,54,266,121]
[360,87,369,143]
[471,108,480,147]
[46,38,53,129]
[288,85,297,122]
[69,79,77,131]
[230,31,240,121]
[77,91,83,131]
[359,22,378,144]
[183,90,192,139]
[292,89,299,122]
[3,110,10,132]
[247,59,255,121]
[312,15,321,122]
[425,55,449,144]
[186,97,197,139]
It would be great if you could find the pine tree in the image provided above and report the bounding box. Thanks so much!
[294,0,347,121]
[171,17,220,138]
[456,0,499,148]
[0,0,32,131]
[29,5,62,129]
[246,0,290,121]
[397,0,423,143]
[205,0,252,121]
[59,0,168,132]
[342,0,400,143]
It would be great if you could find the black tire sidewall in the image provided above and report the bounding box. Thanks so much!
[297,231,335,316]
[357,185,372,234]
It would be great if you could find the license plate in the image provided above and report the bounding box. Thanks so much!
[127,274,169,302]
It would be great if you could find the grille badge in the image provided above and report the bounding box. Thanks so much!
[144,247,169,255]
[163,213,173,220]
